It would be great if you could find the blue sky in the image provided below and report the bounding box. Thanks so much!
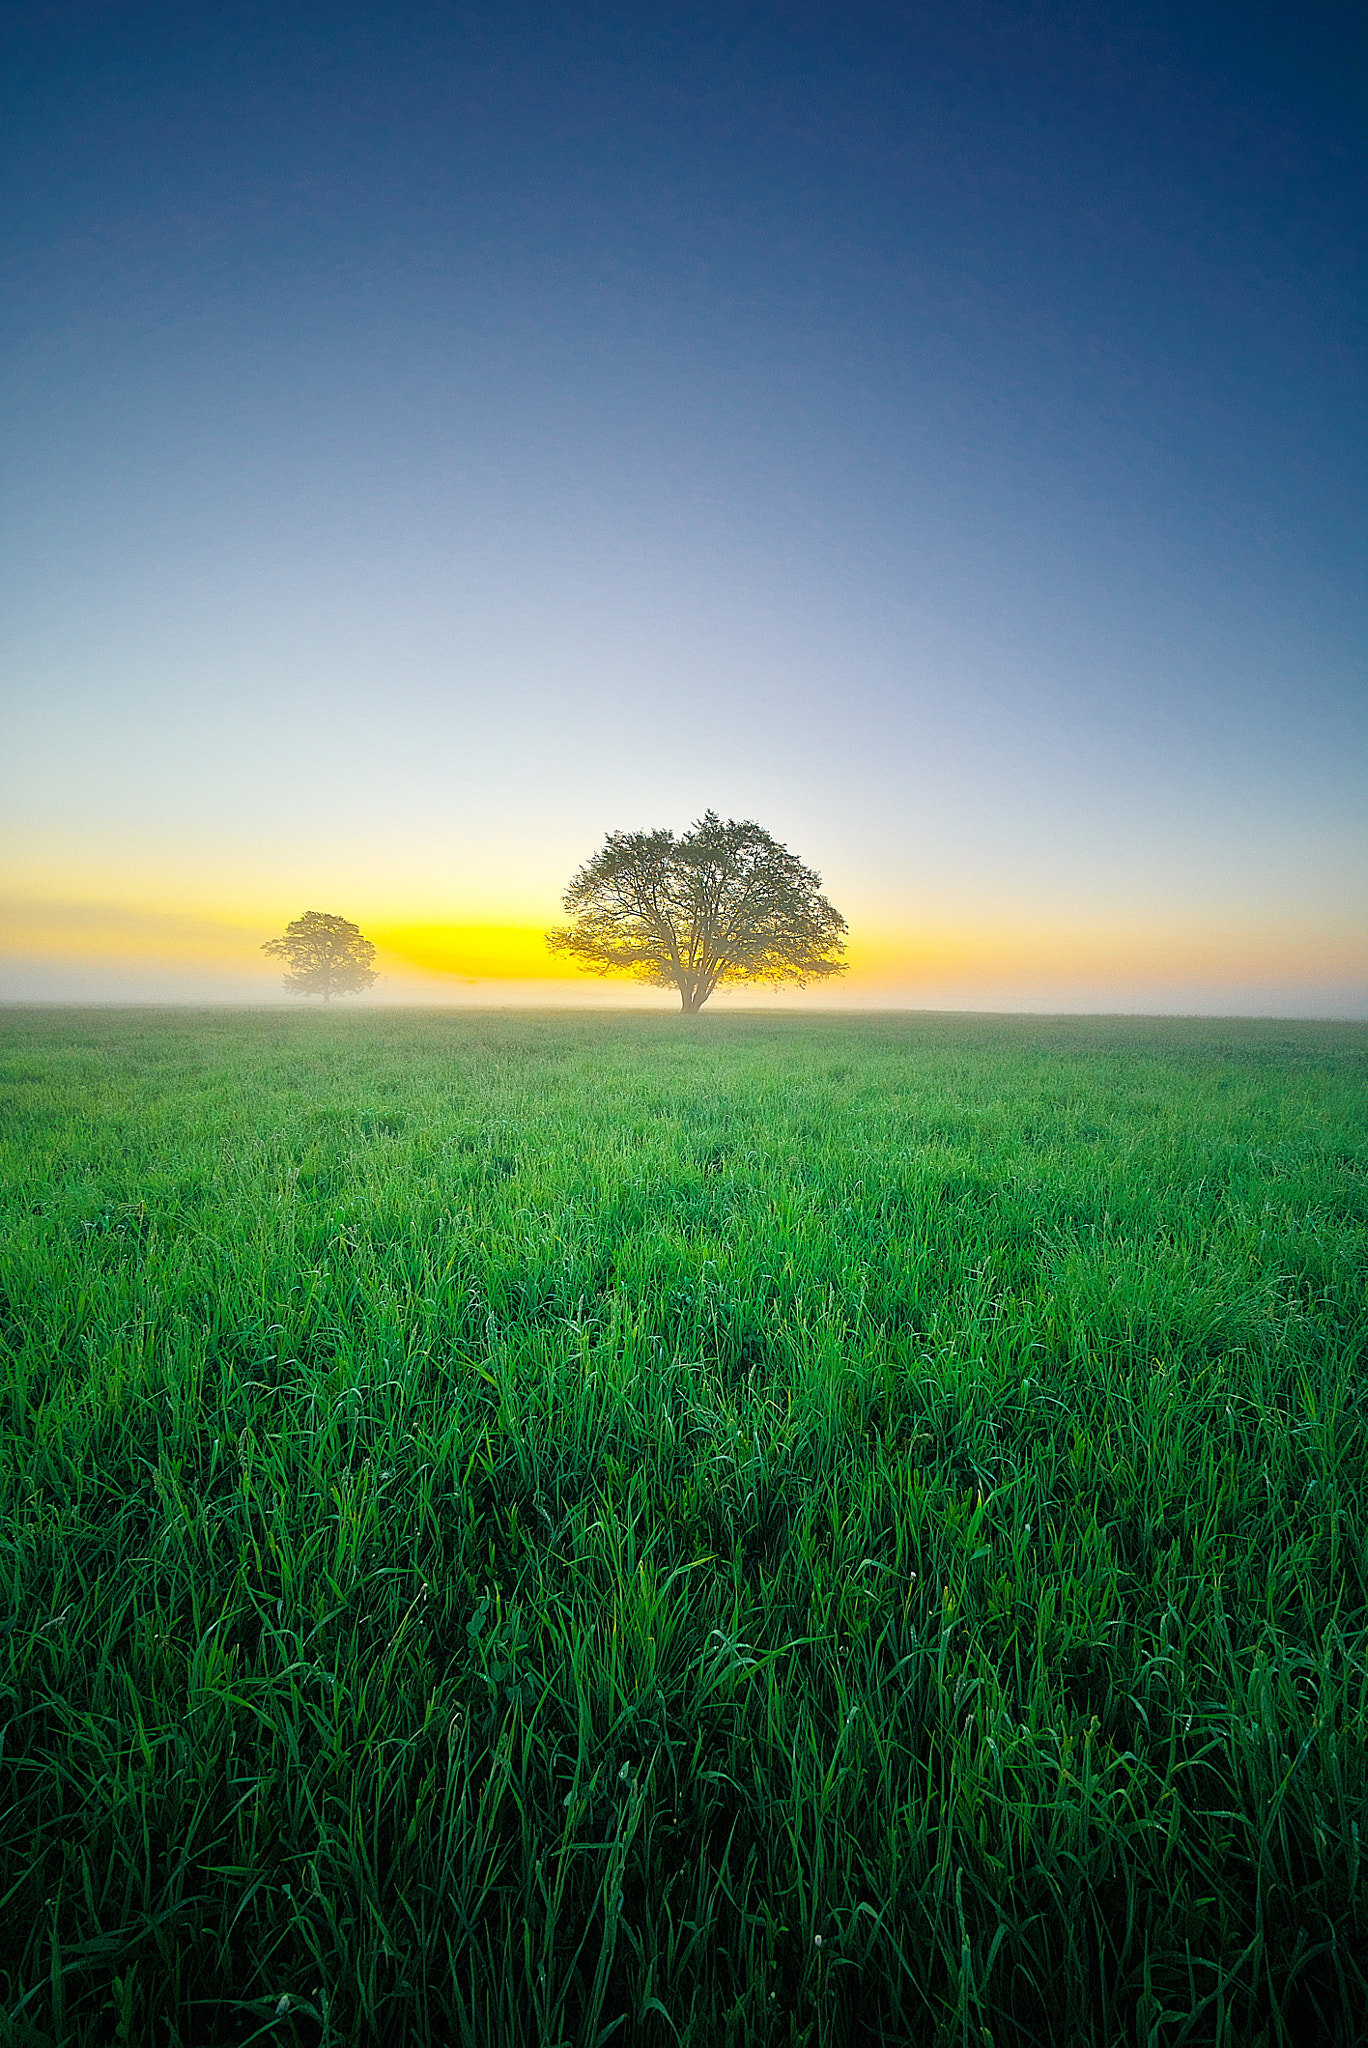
[2,0,1364,1010]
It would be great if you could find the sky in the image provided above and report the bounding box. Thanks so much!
[1,0,1364,1013]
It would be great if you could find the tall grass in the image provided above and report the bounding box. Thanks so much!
[1,1006,1365,2045]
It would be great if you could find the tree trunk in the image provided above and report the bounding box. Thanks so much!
[680,986,706,1013]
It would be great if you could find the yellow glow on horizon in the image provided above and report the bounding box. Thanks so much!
[375,917,1368,989]
[374,923,583,981]
[1,892,1364,1001]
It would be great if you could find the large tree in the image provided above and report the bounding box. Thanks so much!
[262,911,377,1002]
[547,812,847,1012]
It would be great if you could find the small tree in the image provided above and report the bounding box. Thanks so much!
[262,910,377,1002]
[547,811,847,1012]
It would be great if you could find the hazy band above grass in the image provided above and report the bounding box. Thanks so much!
[1,1008,1365,2044]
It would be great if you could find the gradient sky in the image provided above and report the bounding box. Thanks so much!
[2,0,1364,1012]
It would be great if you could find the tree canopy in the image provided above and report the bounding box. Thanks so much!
[546,812,847,1012]
[262,911,377,1001]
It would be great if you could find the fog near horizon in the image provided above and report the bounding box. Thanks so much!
[5,953,1365,1025]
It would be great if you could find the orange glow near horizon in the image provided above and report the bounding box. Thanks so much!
[2,891,1365,1006]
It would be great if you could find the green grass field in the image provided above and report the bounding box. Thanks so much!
[1,1005,1366,2046]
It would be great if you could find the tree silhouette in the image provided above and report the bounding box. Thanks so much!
[547,812,847,1012]
[262,911,377,1002]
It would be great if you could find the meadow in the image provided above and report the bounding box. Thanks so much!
[0,1004,1365,2047]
